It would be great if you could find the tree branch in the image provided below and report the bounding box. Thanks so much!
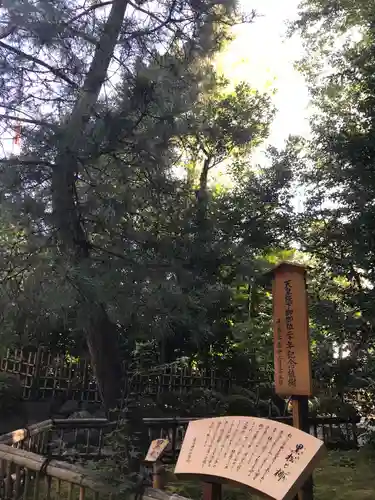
[0,23,16,41]
[0,114,56,129]
[0,158,54,167]
[0,41,78,88]
[127,0,177,36]
[52,0,129,256]
[68,1,115,25]
[194,133,210,157]
[90,243,129,261]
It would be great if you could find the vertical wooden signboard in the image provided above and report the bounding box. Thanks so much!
[272,262,312,397]
[270,262,313,500]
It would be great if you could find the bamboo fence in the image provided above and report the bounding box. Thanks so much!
[0,347,239,401]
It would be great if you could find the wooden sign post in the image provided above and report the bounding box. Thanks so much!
[270,262,313,500]
[144,439,170,489]
[175,416,325,500]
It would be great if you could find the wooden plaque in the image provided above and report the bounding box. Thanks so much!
[175,417,325,500]
[272,263,312,396]
[145,439,169,463]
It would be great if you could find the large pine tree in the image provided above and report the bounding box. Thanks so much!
[0,1,295,414]
[0,0,244,410]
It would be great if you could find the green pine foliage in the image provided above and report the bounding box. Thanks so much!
[0,0,290,411]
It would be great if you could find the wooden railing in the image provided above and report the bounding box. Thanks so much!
[0,414,361,500]
[144,415,360,461]
[0,442,177,500]
[0,420,52,454]
[0,420,115,499]
[0,419,110,461]
[0,419,146,500]
[0,414,360,467]
[0,444,115,500]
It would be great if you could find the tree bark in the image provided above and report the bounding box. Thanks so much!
[196,155,211,204]
[85,304,124,411]
[195,155,212,231]
[51,0,129,412]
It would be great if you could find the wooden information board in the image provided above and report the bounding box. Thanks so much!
[175,417,325,500]
[145,439,169,463]
[272,262,312,396]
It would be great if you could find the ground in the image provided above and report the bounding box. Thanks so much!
[166,450,375,500]
[13,449,375,500]
[313,450,375,500]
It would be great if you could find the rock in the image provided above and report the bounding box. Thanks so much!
[48,438,66,453]
[92,408,106,418]
[61,431,77,446]
[48,409,107,453]
[60,427,104,450]
[81,402,102,413]
[62,447,80,458]
[68,410,92,419]
[100,446,113,457]
[144,488,190,500]
[77,428,100,446]
[59,400,80,416]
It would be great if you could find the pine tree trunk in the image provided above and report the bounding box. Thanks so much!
[85,305,124,412]
[196,155,212,230]
[197,156,211,204]
[51,0,128,412]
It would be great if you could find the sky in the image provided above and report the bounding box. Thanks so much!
[217,0,310,153]
[2,0,311,160]
[211,0,310,209]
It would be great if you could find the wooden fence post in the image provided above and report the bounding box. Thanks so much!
[292,395,314,500]
[203,482,221,500]
[152,462,166,490]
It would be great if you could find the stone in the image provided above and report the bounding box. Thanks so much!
[144,489,189,500]
[59,400,80,416]
[48,438,66,453]
[68,410,92,419]
[92,408,106,418]
[100,446,113,457]
[82,402,102,413]
[62,447,80,458]
[60,431,77,447]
